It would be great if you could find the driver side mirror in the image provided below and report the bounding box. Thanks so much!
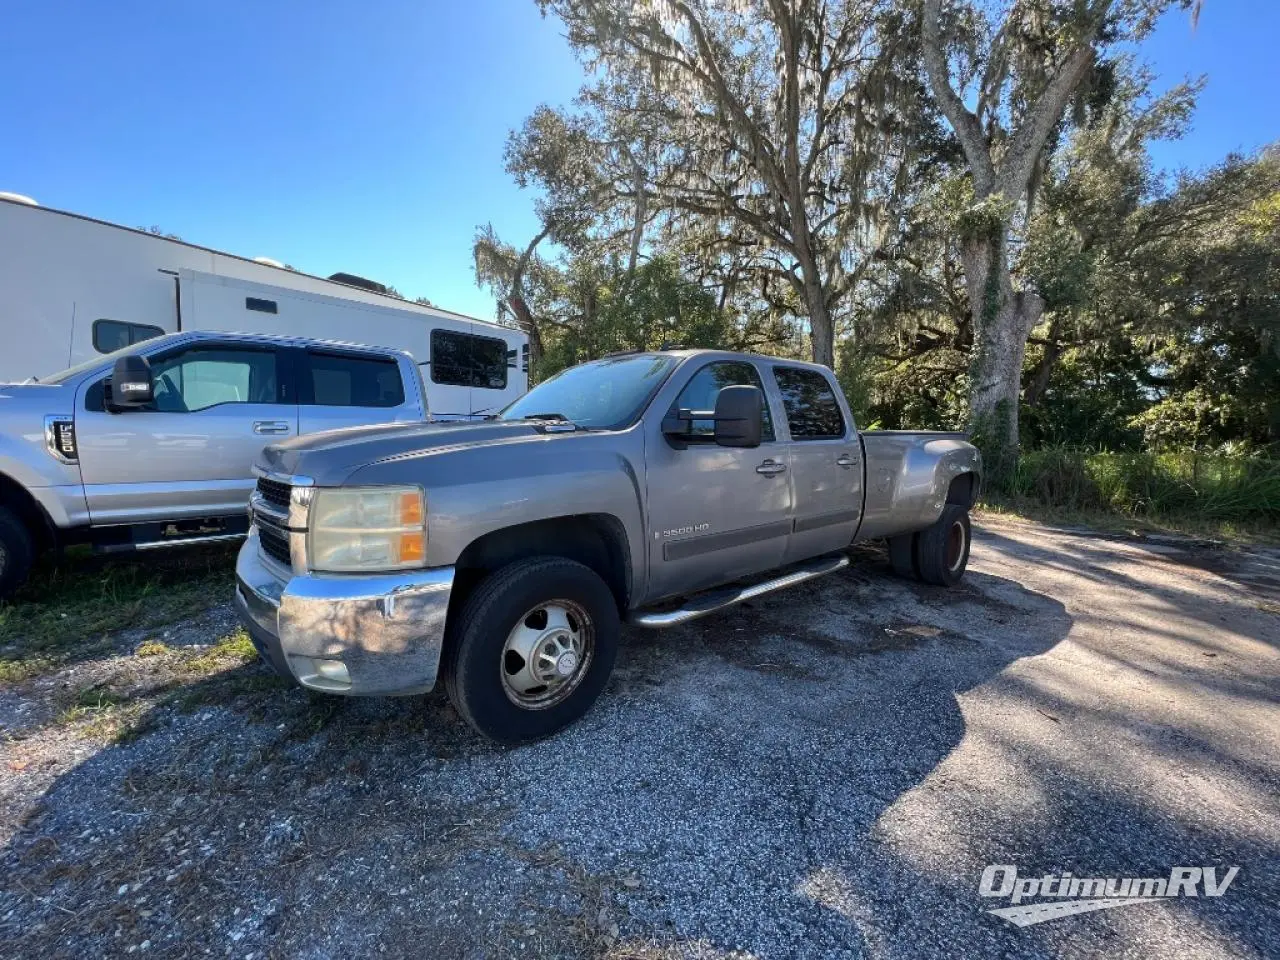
[712,384,763,448]
[110,354,154,409]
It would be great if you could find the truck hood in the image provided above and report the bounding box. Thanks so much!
[257,419,547,485]
[0,381,77,416]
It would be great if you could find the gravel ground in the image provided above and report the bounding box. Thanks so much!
[1,517,1277,959]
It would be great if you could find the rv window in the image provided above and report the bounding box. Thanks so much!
[430,330,508,390]
[245,297,278,314]
[93,319,164,354]
[305,352,405,408]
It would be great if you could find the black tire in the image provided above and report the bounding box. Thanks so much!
[916,504,971,587]
[887,533,918,580]
[0,506,35,601]
[443,557,620,743]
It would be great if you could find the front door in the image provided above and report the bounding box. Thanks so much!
[75,342,296,525]
[771,365,863,563]
[644,359,793,602]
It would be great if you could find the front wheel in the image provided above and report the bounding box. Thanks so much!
[443,557,620,743]
[916,504,971,587]
[0,507,35,601]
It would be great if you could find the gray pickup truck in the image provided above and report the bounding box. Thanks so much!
[0,331,426,596]
[235,349,981,741]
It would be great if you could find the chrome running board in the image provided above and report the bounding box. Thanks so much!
[628,553,850,629]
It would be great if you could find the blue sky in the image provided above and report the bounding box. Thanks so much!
[1,1,1276,322]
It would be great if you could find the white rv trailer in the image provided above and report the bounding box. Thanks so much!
[0,194,528,418]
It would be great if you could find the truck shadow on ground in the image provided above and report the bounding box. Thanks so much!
[2,533,1274,958]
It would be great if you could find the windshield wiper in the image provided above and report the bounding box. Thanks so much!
[518,412,593,432]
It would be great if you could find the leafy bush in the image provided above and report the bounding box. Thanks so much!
[1004,447,1280,523]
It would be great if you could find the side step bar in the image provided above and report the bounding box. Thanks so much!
[628,553,849,629]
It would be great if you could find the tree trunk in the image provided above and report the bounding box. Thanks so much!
[508,227,550,379]
[1023,317,1063,409]
[793,250,834,367]
[960,230,1043,486]
[806,288,834,368]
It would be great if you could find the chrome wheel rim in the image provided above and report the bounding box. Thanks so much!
[500,599,594,709]
[946,520,967,573]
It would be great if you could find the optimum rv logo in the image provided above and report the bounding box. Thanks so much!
[979,864,1239,927]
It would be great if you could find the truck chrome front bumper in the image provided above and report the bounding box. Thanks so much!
[233,531,454,696]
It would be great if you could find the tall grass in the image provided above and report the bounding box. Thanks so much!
[1001,447,1280,524]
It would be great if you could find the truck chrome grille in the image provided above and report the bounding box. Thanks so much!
[256,476,292,510]
[257,523,292,568]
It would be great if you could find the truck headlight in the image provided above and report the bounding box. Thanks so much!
[307,486,426,572]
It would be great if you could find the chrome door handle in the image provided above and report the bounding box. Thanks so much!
[756,459,787,476]
[253,420,291,435]
[836,454,860,468]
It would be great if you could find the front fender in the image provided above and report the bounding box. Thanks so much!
[343,430,648,596]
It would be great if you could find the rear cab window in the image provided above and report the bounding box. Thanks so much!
[302,351,405,407]
[772,366,846,440]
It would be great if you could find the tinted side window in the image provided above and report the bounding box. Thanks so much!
[773,367,845,439]
[147,347,279,412]
[306,352,404,407]
[673,361,774,442]
[93,319,164,353]
[430,330,508,389]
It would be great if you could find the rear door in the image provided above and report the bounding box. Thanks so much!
[296,348,422,434]
[771,365,863,563]
[75,340,297,525]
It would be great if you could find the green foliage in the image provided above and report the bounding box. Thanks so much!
[1021,350,1148,449]
[969,400,1018,492]
[0,545,236,680]
[537,256,734,378]
[1006,448,1280,523]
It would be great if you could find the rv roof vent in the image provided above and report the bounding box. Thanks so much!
[328,272,389,295]
[0,192,38,206]
[253,256,286,268]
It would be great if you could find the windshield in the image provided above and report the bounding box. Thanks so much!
[35,342,142,385]
[499,354,677,430]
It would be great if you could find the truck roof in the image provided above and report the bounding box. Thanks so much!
[610,347,836,375]
[139,329,416,359]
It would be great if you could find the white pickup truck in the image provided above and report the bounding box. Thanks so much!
[0,330,427,596]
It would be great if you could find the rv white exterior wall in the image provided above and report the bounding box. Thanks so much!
[0,198,526,416]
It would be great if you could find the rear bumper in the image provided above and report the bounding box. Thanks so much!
[233,531,455,696]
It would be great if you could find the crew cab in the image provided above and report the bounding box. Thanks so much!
[234,349,981,742]
[0,331,426,595]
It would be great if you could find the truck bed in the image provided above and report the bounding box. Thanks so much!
[855,430,980,540]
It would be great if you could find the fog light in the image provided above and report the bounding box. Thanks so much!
[292,656,352,691]
[315,659,350,683]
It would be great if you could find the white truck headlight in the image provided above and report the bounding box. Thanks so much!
[307,486,426,572]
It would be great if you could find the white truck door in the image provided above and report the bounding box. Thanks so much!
[770,365,863,563]
[296,348,423,433]
[74,342,297,525]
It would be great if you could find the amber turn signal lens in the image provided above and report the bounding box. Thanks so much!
[399,491,424,526]
[397,532,425,564]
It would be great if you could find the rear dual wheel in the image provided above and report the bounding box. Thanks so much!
[887,504,971,588]
[443,557,619,743]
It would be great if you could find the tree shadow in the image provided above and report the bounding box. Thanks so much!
[1,528,1275,957]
